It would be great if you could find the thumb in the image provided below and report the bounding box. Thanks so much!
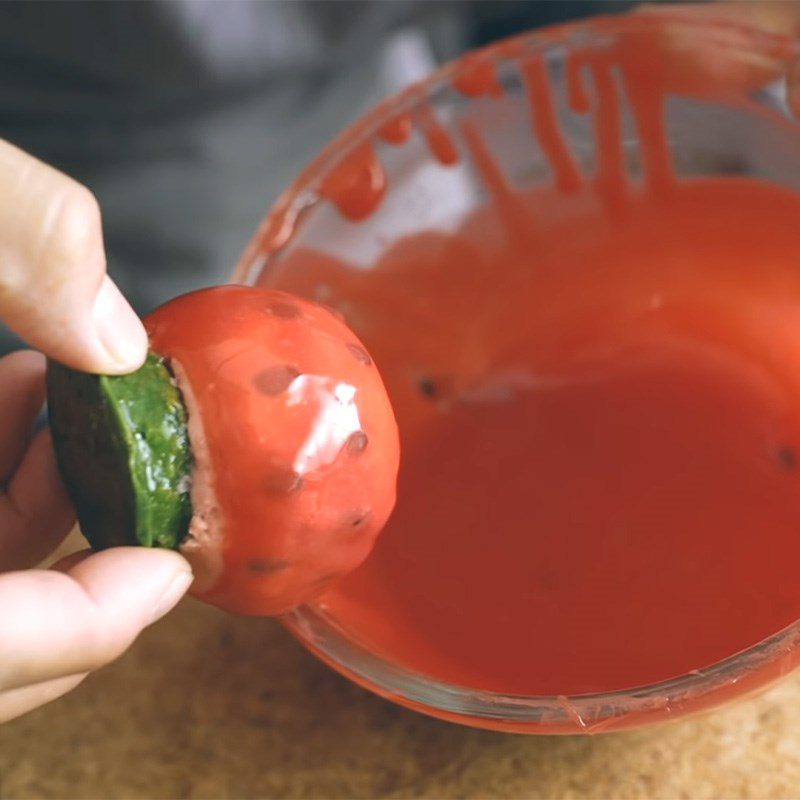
[0,548,193,692]
[0,139,147,374]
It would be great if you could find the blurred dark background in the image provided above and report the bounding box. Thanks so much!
[0,0,639,351]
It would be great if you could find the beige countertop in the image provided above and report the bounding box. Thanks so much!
[1,587,800,800]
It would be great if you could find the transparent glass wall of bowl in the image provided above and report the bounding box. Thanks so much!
[239,18,800,733]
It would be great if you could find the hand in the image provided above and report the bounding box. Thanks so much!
[0,140,193,723]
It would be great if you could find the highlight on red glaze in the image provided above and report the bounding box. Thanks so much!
[145,286,400,615]
[236,14,800,731]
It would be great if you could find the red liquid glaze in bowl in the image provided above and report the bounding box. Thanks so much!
[236,15,800,732]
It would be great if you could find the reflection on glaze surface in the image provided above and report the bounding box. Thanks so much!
[286,376,362,475]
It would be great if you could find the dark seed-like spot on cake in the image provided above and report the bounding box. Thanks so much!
[248,558,290,573]
[345,431,368,455]
[265,468,303,494]
[351,512,369,528]
[418,377,438,398]
[268,301,301,319]
[777,446,797,471]
[253,364,300,395]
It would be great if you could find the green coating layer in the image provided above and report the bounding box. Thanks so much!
[46,353,193,550]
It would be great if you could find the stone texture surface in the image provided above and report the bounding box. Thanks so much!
[1,586,800,799]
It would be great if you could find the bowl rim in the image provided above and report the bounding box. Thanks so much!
[241,12,800,730]
[234,10,797,285]
[281,600,800,732]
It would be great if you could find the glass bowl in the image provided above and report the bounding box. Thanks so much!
[234,14,800,733]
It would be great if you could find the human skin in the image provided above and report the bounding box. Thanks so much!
[0,140,192,723]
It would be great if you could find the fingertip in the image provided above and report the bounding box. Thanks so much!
[91,276,148,374]
[147,567,194,624]
[22,281,147,376]
[68,547,194,625]
[69,546,192,580]
[2,348,45,374]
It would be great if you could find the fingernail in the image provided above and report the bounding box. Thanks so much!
[92,276,148,372]
[148,570,194,624]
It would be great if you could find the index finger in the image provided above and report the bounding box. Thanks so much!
[0,140,147,373]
